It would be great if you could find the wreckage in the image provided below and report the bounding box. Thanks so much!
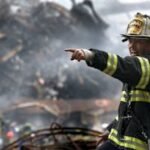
[2,123,102,150]
[0,0,114,101]
[0,0,119,149]
[0,99,118,150]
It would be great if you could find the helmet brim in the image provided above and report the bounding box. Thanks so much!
[121,34,150,42]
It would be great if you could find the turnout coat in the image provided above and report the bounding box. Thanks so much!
[86,49,150,150]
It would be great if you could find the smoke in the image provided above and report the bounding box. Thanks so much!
[0,0,124,102]
[0,0,127,132]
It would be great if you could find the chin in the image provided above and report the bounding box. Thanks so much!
[130,53,137,56]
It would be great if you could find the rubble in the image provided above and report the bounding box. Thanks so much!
[0,0,120,101]
[0,98,118,147]
[0,1,120,149]
[3,123,102,150]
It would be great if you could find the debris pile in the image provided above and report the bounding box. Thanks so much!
[3,123,102,150]
[0,0,120,102]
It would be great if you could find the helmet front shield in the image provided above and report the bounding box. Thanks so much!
[122,12,150,42]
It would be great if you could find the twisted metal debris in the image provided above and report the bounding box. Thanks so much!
[3,123,102,150]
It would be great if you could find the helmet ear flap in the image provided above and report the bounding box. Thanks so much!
[122,38,128,42]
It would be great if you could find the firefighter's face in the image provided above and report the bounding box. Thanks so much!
[128,38,150,56]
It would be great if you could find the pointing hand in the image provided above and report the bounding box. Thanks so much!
[65,48,86,61]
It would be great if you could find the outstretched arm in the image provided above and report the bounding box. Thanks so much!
[65,48,150,87]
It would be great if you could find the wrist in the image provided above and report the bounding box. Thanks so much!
[81,49,94,60]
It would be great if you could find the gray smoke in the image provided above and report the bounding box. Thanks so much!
[3,0,148,132]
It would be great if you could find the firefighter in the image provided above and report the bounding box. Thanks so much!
[65,12,150,150]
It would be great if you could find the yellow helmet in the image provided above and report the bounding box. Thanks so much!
[122,12,150,42]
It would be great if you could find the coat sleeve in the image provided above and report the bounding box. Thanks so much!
[86,49,150,88]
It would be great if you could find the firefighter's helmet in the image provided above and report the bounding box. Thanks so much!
[122,12,150,42]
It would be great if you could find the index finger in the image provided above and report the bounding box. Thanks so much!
[64,48,76,53]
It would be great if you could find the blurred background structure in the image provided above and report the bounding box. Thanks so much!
[0,0,150,148]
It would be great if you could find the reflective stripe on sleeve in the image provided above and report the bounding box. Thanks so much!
[108,129,148,150]
[103,53,118,75]
[136,57,150,89]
